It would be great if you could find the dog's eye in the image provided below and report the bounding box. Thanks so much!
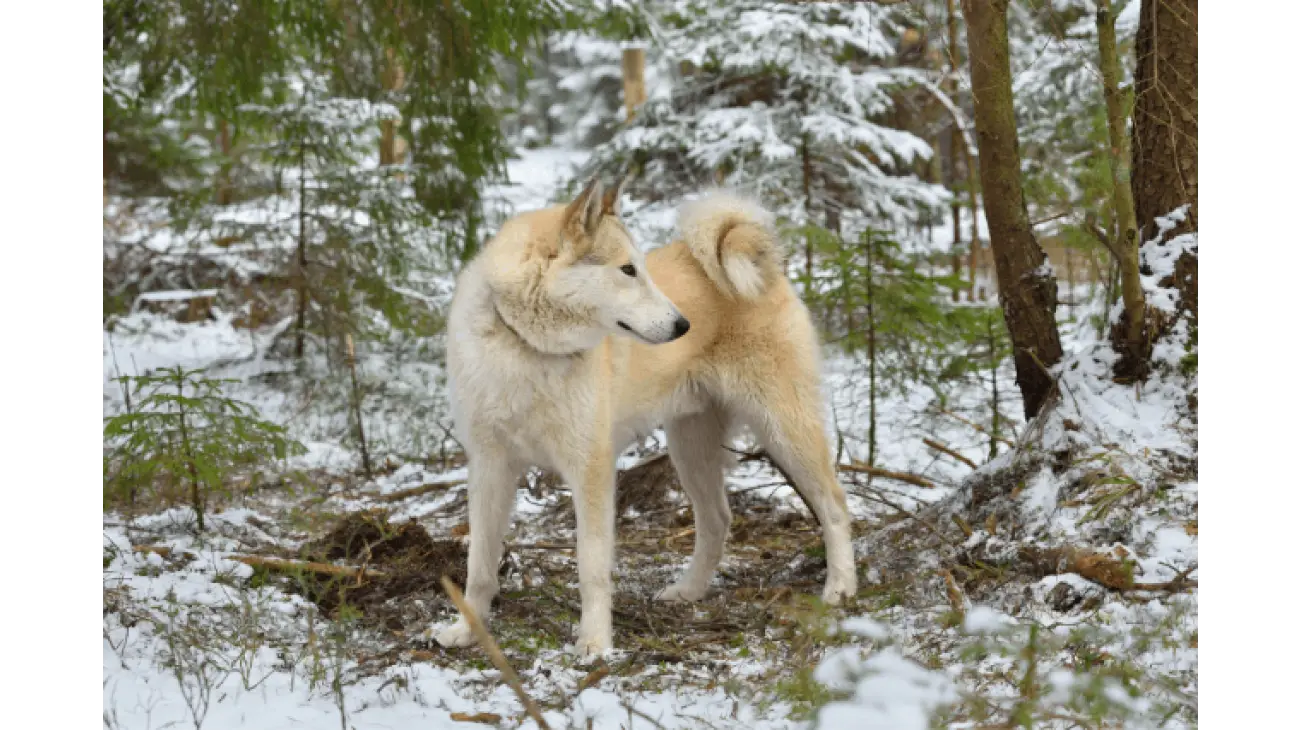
[620,264,637,277]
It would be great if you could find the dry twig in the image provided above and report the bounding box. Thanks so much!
[839,461,936,489]
[923,438,979,469]
[441,576,552,730]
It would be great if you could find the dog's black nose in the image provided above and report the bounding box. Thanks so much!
[672,317,691,339]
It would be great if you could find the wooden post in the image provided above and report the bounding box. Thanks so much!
[621,47,647,121]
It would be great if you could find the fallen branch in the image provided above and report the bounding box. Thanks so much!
[441,576,552,730]
[576,661,611,693]
[450,712,503,725]
[923,438,979,469]
[374,479,466,503]
[131,546,385,579]
[1015,546,1195,593]
[839,461,936,489]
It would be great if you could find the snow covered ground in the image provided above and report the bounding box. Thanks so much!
[103,146,1196,729]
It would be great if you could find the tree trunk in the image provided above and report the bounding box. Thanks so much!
[1096,0,1153,376]
[294,139,308,360]
[621,48,647,121]
[945,0,963,302]
[959,142,982,300]
[960,0,1064,419]
[866,237,878,471]
[216,119,234,205]
[379,47,406,166]
[801,132,814,283]
[1132,0,1198,242]
[1131,0,1198,318]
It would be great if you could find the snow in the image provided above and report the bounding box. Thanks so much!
[963,605,1012,634]
[135,288,221,304]
[815,648,956,730]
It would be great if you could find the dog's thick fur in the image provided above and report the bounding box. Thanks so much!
[436,180,857,655]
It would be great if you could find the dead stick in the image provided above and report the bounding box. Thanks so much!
[940,569,967,622]
[576,661,610,693]
[440,576,552,730]
[951,514,974,538]
[374,479,466,503]
[923,438,979,469]
[839,461,936,489]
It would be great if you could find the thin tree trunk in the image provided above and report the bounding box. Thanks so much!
[1065,247,1075,313]
[1097,0,1151,375]
[988,312,1001,461]
[866,237,878,472]
[294,139,308,360]
[959,142,982,299]
[950,206,962,302]
[175,376,204,532]
[345,334,373,480]
[622,48,647,121]
[216,119,234,205]
[960,0,1064,419]
[379,47,405,166]
[1131,0,1198,321]
[801,132,814,284]
[945,0,963,302]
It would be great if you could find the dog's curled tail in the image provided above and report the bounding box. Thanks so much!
[677,191,783,301]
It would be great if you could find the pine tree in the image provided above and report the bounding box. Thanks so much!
[586,0,948,256]
[104,367,305,531]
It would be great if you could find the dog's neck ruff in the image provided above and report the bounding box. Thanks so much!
[491,302,587,360]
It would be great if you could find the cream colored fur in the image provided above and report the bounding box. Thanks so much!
[434,181,857,656]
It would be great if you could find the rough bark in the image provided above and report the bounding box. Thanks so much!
[1132,0,1198,244]
[1097,0,1151,373]
[1131,0,1197,320]
[960,0,1064,419]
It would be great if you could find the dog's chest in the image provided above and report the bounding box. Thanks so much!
[449,336,600,458]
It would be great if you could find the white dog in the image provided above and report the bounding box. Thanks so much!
[435,179,856,655]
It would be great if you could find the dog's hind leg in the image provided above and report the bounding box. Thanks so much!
[746,385,858,605]
[434,446,523,648]
[657,408,731,602]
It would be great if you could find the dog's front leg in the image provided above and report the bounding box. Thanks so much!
[561,446,616,656]
[435,445,522,649]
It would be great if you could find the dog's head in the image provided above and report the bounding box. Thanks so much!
[517,176,689,350]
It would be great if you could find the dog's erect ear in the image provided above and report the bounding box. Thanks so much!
[600,172,632,217]
[564,176,604,237]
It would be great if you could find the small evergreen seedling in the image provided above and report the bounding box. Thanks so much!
[104,366,305,531]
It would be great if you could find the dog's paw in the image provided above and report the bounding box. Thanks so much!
[821,575,857,606]
[432,620,476,649]
[655,582,708,603]
[573,632,613,658]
